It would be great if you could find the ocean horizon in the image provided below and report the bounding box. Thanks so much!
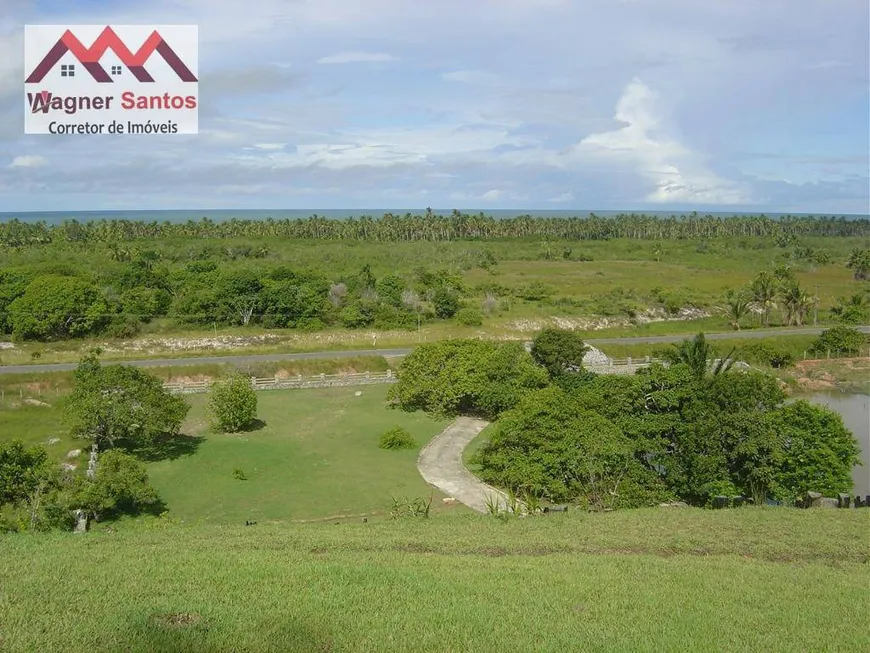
[1,208,867,225]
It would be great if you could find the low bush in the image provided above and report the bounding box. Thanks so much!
[455,308,483,327]
[209,375,258,433]
[378,427,416,450]
[738,342,795,368]
[810,326,867,357]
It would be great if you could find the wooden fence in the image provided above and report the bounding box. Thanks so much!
[162,370,397,394]
[161,359,669,394]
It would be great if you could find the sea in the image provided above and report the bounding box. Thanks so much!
[0,209,867,224]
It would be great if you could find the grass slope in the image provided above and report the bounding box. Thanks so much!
[1,509,867,652]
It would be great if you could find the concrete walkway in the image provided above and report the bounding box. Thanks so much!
[417,417,508,513]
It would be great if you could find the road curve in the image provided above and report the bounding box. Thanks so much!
[0,326,866,375]
[417,417,505,514]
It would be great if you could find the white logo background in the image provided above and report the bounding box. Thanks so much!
[24,25,199,135]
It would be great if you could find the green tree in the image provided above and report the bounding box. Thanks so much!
[725,289,751,330]
[530,328,589,377]
[475,387,669,508]
[432,287,460,319]
[376,274,406,308]
[209,374,258,433]
[0,440,52,507]
[768,401,859,497]
[7,275,110,340]
[780,282,814,327]
[388,339,548,419]
[64,353,190,456]
[750,271,778,327]
[75,450,162,521]
[214,269,264,326]
[810,326,868,357]
[0,441,71,532]
[0,269,32,334]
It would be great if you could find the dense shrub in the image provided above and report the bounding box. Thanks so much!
[209,375,258,433]
[455,308,483,327]
[378,427,416,450]
[738,342,795,368]
[475,387,670,508]
[388,339,548,419]
[8,275,111,340]
[476,355,859,508]
[432,287,461,318]
[810,326,867,357]
[75,450,162,521]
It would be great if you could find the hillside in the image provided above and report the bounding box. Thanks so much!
[2,509,867,652]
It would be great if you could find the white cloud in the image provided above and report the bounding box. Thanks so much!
[549,191,575,203]
[9,155,46,168]
[441,70,497,84]
[316,51,398,64]
[575,78,749,204]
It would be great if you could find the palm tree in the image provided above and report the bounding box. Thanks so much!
[781,282,817,327]
[725,289,751,330]
[663,333,734,380]
[750,272,778,327]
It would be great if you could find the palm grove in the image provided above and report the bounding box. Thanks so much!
[389,329,861,509]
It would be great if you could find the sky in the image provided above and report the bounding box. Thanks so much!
[0,0,868,213]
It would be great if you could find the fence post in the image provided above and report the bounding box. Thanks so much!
[251,376,256,388]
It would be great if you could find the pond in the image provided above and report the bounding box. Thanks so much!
[805,392,870,495]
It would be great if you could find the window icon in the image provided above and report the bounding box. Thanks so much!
[111,65,122,75]
[60,64,75,77]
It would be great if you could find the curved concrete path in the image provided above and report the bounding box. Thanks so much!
[417,417,508,513]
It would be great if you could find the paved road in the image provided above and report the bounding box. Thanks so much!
[0,326,866,375]
[417,417,504,514]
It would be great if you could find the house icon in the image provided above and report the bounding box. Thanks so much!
[25,26,197,84]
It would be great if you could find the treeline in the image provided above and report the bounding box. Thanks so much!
[0,261,478,340]
[2,211,868,247]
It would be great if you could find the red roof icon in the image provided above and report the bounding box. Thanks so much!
[25,26,197,83]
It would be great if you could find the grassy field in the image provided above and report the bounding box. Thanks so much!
[597,334,822,361]
[0,234,866,366]
[146,386,452,523]
[1,509,866,652]
[0,385,453,521]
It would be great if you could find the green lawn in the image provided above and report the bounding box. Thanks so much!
[2,508,866,652]
[0,384,453,521]
[0,395,73,457]
[146,386,452,523]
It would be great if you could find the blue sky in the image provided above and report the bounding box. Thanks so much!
[1,0,868,213]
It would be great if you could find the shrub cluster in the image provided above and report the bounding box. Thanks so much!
[378,427,416,450]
